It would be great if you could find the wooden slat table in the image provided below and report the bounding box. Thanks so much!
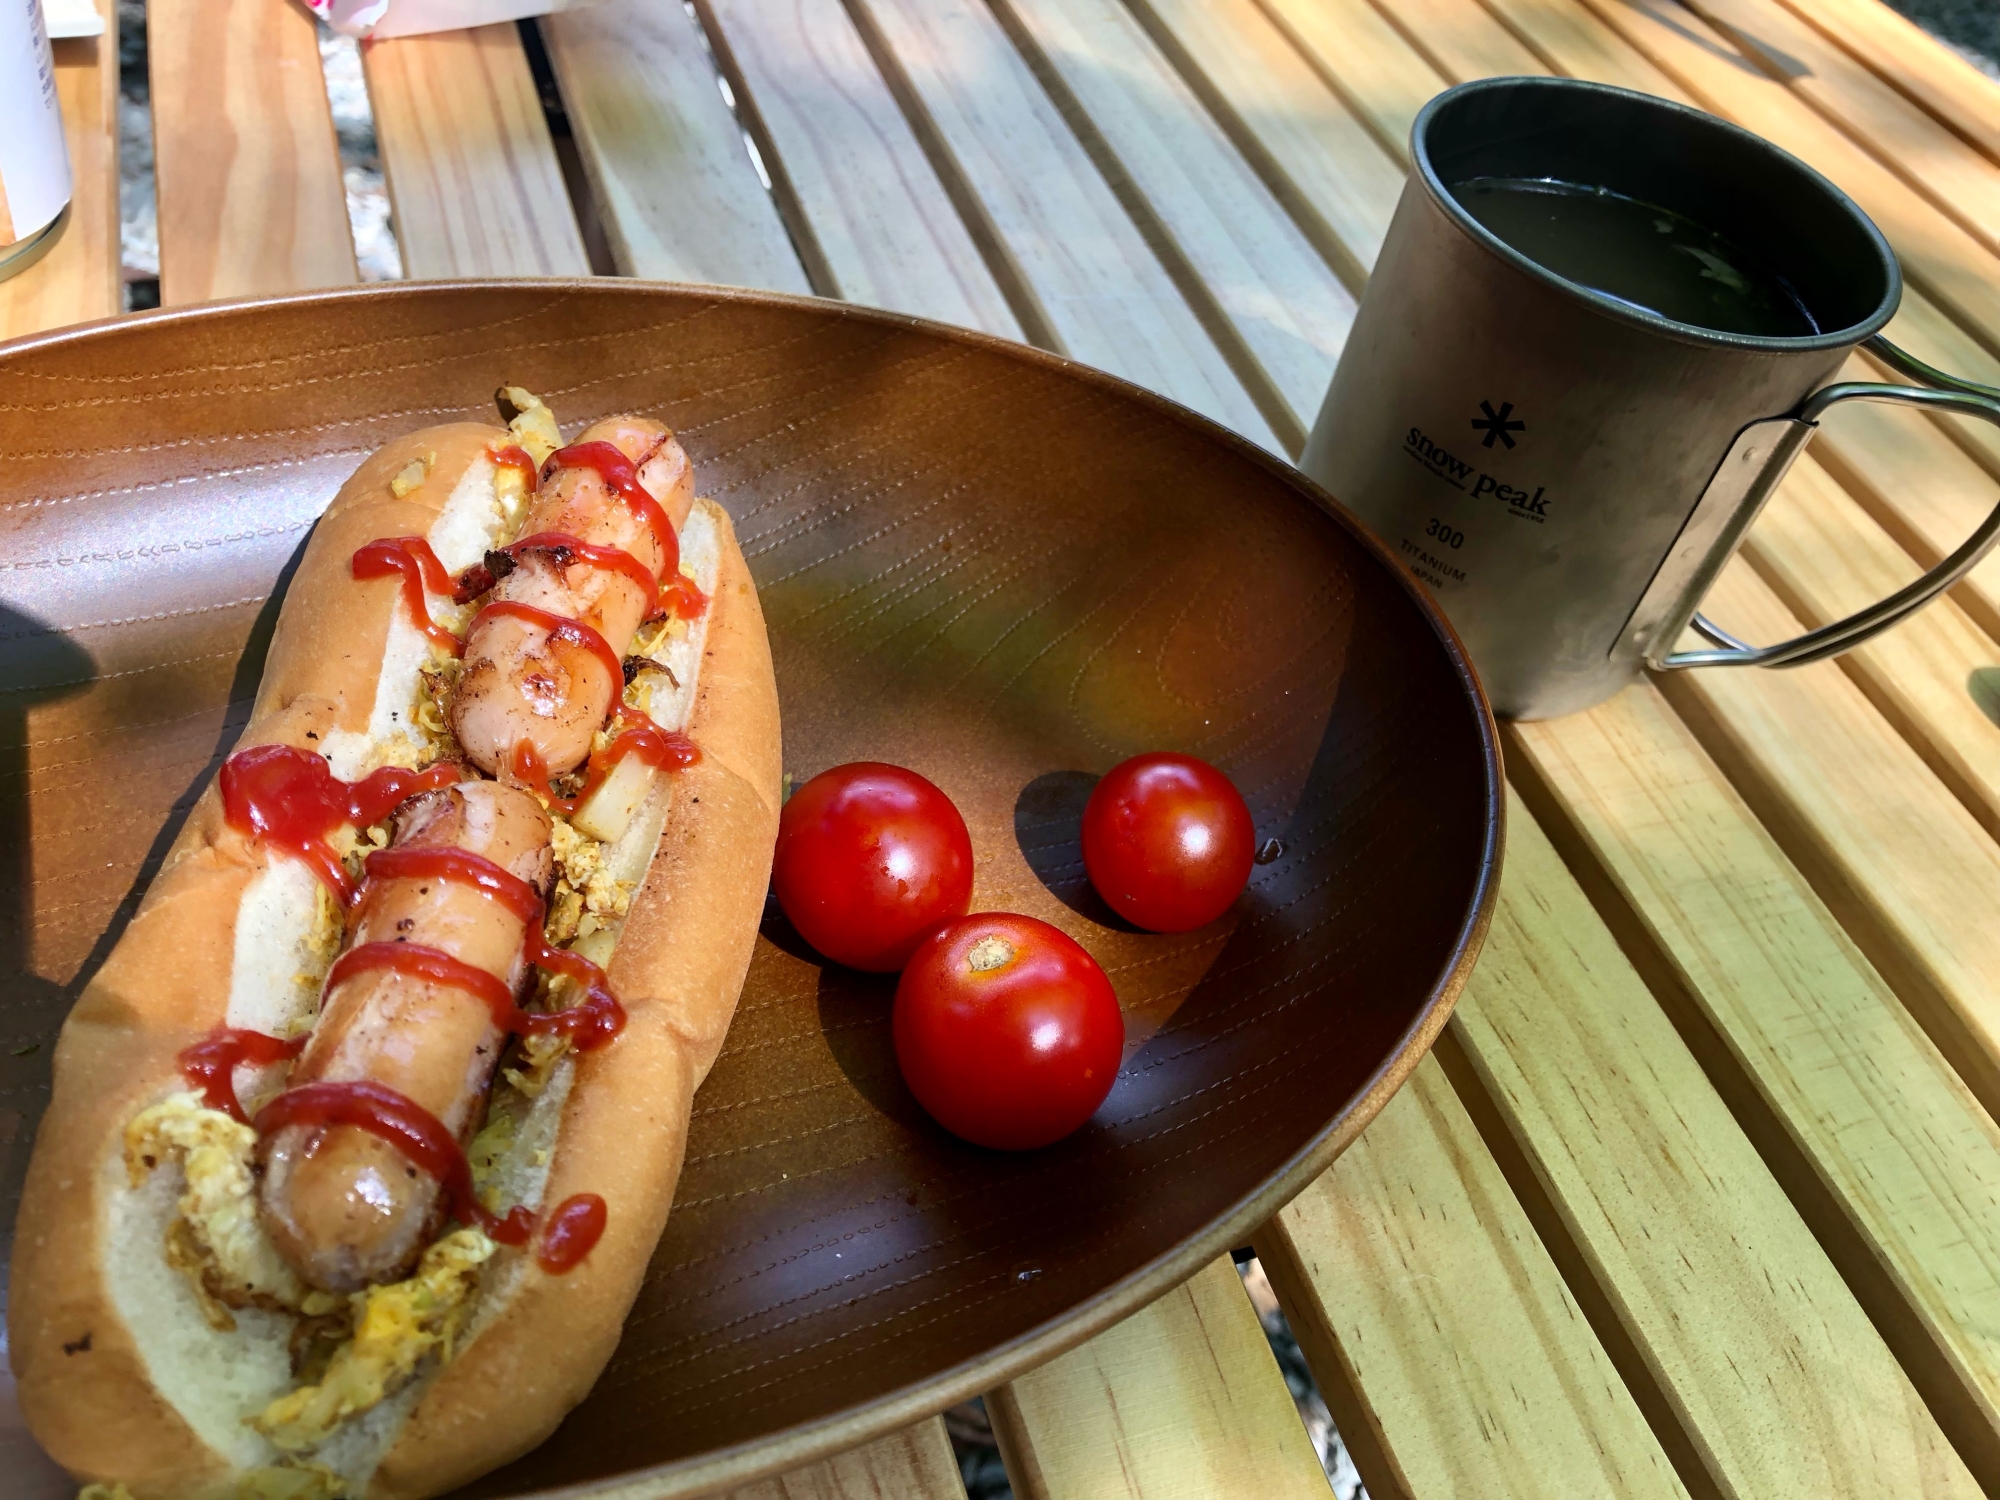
[12,0,2000,1494]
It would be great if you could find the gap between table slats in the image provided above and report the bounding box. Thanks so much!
[689,0,1021,338]
[1436,787,1977,1499]
[1256,1053,1689,1500]
[1509,683,2000,1486]
[986,1257,1332,1500]
[1131,0,2000,1486]
[540,0,811,290]
[1767,0,2000,165]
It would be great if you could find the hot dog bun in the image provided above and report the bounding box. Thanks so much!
[9,415,781,1499]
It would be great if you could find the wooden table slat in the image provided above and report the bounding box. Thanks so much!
[986,1256,1331,1500]
[147,0,356,303]
[1680,0,2000,260]
[1654,560,2000,1116]
[1447,789,1979,1498]
[1512,683,2000,1484]
[843,0,1283,450]
[1256,1056,1689,1500]
[716,1417,968,1500]
[362,22,590,279]
[1807,357,2000,646]
[0,4,120,339]
[1741,454,2000,844]
[993,0,1360,448]
[1478,0,1691,99]
[1119,0,1399,294]
[690,0,1021,338]
[1763,0,2000,166]
[540,0,811,291]
[1250,0,1447,169]
[1356,0,1546,84]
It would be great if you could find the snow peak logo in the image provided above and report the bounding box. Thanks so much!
[1404,421,1549,523]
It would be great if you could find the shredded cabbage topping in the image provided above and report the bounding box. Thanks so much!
[253,1229,494,1452]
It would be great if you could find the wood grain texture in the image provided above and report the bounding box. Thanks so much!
[1674,0,2000,260]
[1766,0,2000,166]
[844,0,1282,449]
[986,1257,1330,1500]
[1511,684,2000,1484]
[146,0,355,303]
[690,0,1020,337]
[0,11,120,339]
[718,1419,966,1500]
[541,0,811,290]
[1120,0,1401,292]
[1475,0,1688,94]
[1447,788,1979,1500]
[1257,1056,1688,1500]
[1252,0,1446,161]
[1739,453,2000,844]
[1657,558,2000,1125]
[993,0,1357,445]
[362,23,589,279]
[1356,0,1544,82]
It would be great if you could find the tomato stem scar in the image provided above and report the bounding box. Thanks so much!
[967,936,1014,973]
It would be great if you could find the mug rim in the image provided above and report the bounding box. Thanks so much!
[1411,76,1902,354]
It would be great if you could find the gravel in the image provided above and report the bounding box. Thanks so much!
[114,0,400,308]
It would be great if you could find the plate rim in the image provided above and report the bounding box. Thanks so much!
[0,277,1505,1499]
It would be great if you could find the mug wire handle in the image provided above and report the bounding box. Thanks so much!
[1657,335,2000,670]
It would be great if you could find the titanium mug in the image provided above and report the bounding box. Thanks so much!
[1302,76,2000,720]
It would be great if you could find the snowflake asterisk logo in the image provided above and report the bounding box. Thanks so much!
[1471,400,1525,449]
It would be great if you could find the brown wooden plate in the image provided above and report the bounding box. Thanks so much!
[0,282,1500,1498]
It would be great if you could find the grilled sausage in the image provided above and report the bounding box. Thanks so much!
[450,418,694,782]
[258,781,554,1292]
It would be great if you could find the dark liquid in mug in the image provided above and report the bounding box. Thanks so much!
[1452,176,1820,338]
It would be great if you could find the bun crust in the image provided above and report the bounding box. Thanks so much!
[8,425,780,1499]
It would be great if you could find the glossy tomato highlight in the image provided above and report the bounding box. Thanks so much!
[772,762,974,971]
[894,914,1124,1150]
[1081,753,1255,933]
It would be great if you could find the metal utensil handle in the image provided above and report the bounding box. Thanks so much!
[1657,335,2000,671]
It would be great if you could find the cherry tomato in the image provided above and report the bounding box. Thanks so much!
[894,914,1124,1150]
[772,762,974,972]
[1081,752,1255,933]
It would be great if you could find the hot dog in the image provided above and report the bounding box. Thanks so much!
[9,391,780,1500]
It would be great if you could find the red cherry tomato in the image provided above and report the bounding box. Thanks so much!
[894,914,1124,1150]
[773,762,974,972]
[1081,753,1255,933]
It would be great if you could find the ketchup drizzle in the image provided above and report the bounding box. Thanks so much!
[219,744,461,902]
[488,444,542,493]
[351,537,464,656]
[253,1080,535,1246]
[348,846,628,1048]
[547,440,676,565]
[537,1194,607,1274]
[506,703,699,816]
[178,1028,307,1123]
[468,599,624,690]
